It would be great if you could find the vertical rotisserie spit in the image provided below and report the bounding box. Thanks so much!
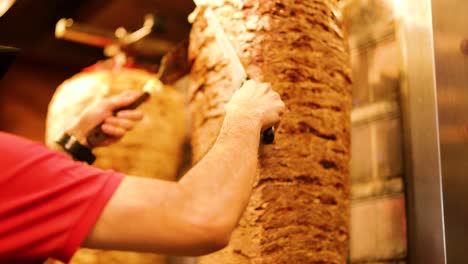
[189,1,351,263]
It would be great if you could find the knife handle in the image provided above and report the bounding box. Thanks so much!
[261,127,275,144]
[86,92,150,148]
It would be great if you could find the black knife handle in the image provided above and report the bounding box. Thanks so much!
[261,127,275,144]
[113,92,150,113]
[86,92,150,148]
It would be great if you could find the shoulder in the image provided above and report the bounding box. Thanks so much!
[0,131,122,196]
[0,131,68,175]
[0,132,124,262]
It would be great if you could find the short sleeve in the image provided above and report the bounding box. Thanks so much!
[0,132,124,263]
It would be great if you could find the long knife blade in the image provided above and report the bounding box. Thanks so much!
[203,8,247,91]
[197,6,275,144]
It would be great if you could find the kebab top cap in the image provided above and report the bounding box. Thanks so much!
[0,46,18,79]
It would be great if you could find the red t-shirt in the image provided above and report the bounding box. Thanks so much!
[0,132,124,263]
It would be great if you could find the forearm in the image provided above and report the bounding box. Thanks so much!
[179,113,261,230]
[82,81,283,255]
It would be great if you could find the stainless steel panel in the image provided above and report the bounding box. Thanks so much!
[350,36,400,107]
[342,0,395,50]
[345,1,408,261]
[350,195,407,262]
[351,115,404,200]
[395,0,447,262]
[432,0,468,261]
[375,117,404,180]
[351,116,403,183]
[351,123,374,183]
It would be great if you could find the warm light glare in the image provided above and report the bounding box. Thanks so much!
[393,0,405,19]
[0,0,15,17]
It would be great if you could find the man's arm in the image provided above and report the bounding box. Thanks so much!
[82,81,284,255]
[66,90,146,148]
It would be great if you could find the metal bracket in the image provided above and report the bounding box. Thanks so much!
[55,15,172,58]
